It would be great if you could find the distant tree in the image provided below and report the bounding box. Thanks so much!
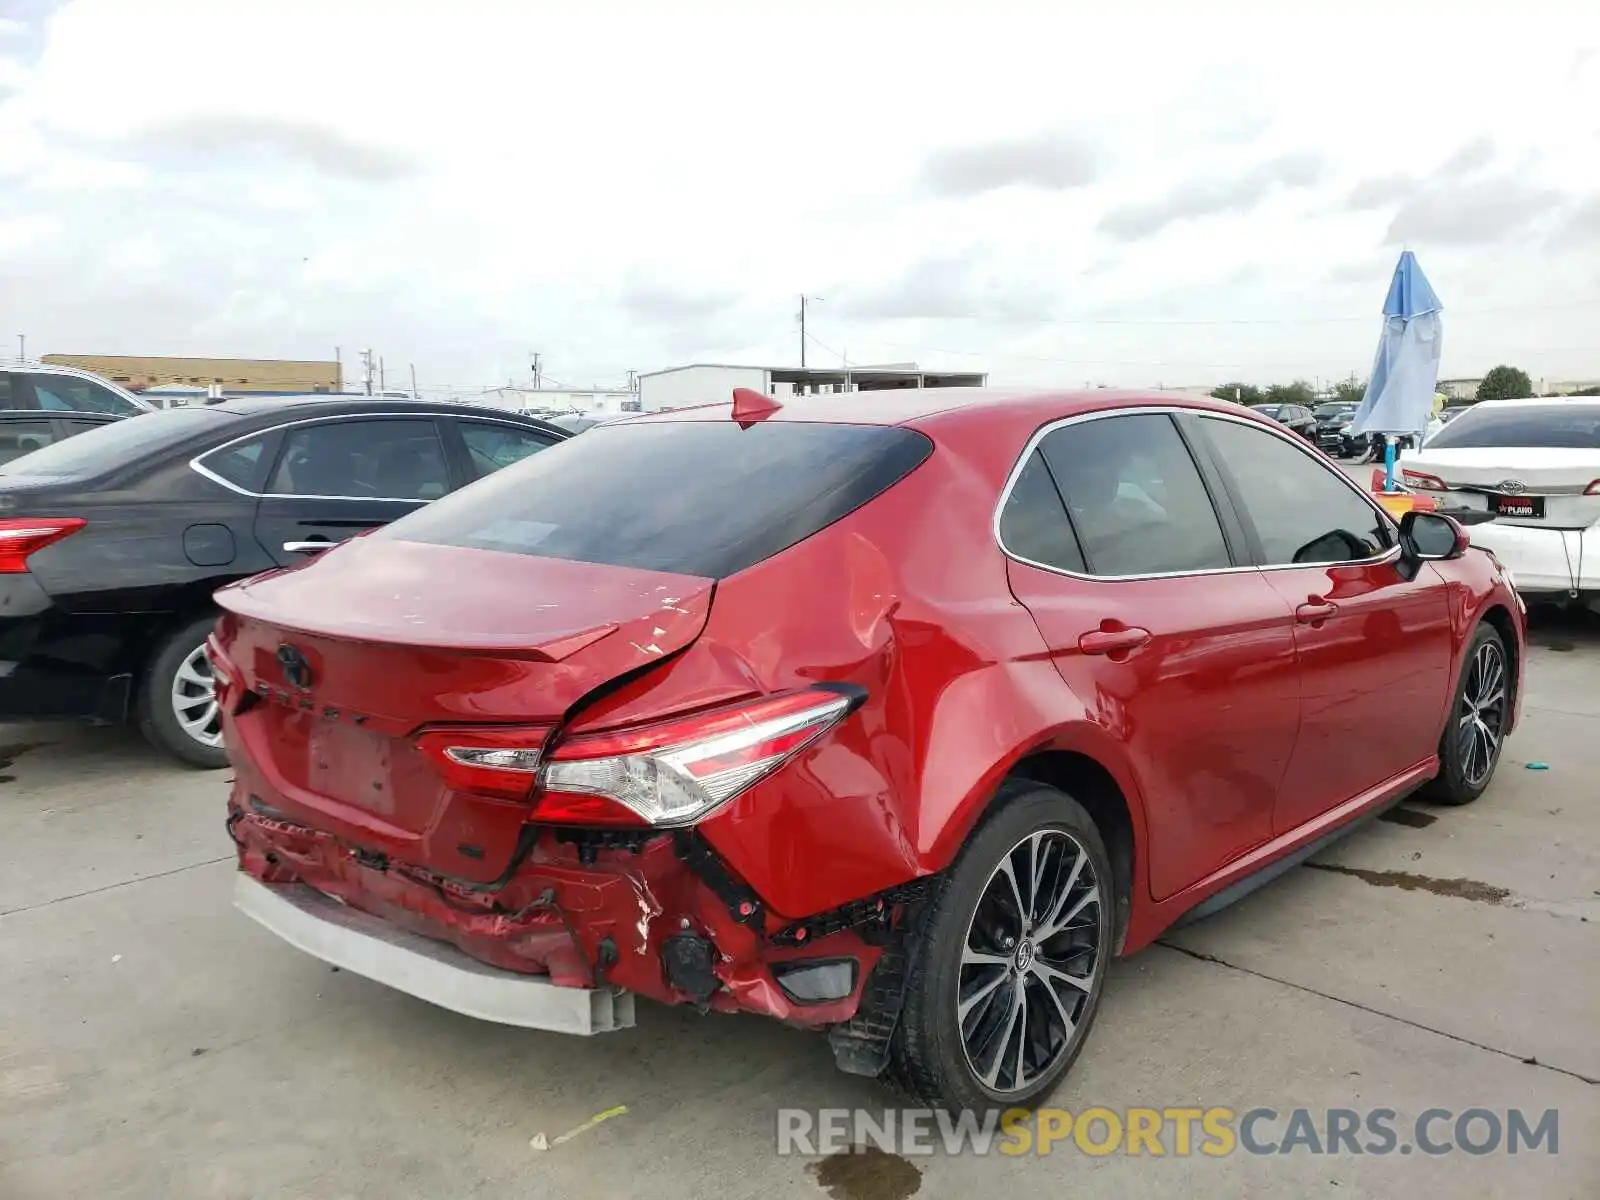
[1476,365,1532,402]
[1263,379,1317,406]
[1210,382,1262,405]
[1333,378,1367,406]
[1568,385,1600,397]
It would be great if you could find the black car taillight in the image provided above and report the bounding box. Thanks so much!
[0,517,85,574]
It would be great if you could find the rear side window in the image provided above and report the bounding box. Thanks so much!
[1425,404,1600,449]
[0,374,19,409]
[1035,414,1232,577]
[30,374,143,416]
[997,449,1087,573]
[0,419,61,466]
[381,420,933,578]
[0,408,235,478]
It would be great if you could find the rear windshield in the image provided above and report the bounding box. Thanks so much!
[1252,405,1281,417]
[1313,404,1352,419]
[0,407,237,478]
[1424,405,1600,450]
[380,419,934,578]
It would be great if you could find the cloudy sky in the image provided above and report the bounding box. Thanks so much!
[2,0,1598,395]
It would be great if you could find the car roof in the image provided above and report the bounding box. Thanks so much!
[628,387,1276,434]
[206,395,570,433]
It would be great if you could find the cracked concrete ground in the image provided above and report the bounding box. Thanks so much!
[1,606,1595,1199]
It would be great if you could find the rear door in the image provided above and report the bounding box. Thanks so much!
[1191,412,1454,835]
[999,410,1302,901]
[251,415,454,567]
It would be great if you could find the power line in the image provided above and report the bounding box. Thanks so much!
[856,296,1600,329]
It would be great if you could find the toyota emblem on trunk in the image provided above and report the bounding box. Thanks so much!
[277,643,314,690]
[1496,479,1527,495]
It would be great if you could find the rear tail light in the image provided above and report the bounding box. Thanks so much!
[1400,469,1446,491]
[1585,480,1600,496]
[0,517,85,573]
[537,687,861,827]
[416,725,552,801]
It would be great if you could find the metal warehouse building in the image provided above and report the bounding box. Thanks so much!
[638,362,987,412]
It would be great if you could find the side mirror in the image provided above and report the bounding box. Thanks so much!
[1399,510,1468,561]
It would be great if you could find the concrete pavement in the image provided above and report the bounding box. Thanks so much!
[1,610,1596,1199]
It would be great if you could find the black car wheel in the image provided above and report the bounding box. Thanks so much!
[138,613,229,769]
[888,780,1114,1111]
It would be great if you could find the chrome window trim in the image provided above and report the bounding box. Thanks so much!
[188,410,542,501]
[991,405,1402,583]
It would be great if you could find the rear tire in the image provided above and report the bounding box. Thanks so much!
[138,613,229,769]
[887,780,1115,1112]
[1421,622,1509,805]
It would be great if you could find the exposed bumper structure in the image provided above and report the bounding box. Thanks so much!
[234,874,637,1034]
[1468,522,1600,598]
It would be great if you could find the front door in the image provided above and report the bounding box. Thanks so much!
[251,416,455,567]
[999,412,1302,901]
[1189,413,1455,835]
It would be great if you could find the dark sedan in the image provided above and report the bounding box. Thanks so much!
[1311,403,1358,456]
[1248,402,1318,443]
[0,398,568,767]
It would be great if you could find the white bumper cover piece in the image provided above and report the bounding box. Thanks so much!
[1468,522,1600,596]
[234,874,636,1035]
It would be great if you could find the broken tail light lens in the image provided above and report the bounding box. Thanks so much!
[0,517,85,573]
[537,687,861,827]
[415,726,552,801]
[1400,469,1446,491]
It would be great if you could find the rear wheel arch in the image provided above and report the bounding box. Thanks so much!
[937,733,1143,955]
[1004,749,1138,953]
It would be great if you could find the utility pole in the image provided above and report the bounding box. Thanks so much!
[409,363,419,399]
[531,352,542,390]
[379,357,387,393]
[360,349,374,395]
[798,296,808,368]
[335,346,342,391]
[16,334,24,360]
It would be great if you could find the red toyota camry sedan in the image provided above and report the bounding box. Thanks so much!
[212,388,1524,1112]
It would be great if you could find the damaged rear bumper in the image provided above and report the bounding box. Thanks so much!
[230,807,906,1037]
[235,874,636,1034]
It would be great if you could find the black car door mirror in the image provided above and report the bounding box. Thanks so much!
[1400,510,1467,562]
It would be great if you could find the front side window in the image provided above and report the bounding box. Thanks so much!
[1199,416,1391,565]
[997,448,1087,573]
[459,422,557,477]
[29,374,143,417]
[1035,413,1232,577]
[268,419,450,501]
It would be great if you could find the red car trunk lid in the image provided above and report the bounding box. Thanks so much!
[214,538,714,882]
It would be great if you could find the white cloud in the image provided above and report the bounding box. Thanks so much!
[1,0,1598,390]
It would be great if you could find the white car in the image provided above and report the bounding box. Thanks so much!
[1398,398,1600,605]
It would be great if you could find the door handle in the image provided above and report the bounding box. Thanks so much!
[1078,627,1152,656]
[1295,599,1339,622]
[283,540,335,554]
